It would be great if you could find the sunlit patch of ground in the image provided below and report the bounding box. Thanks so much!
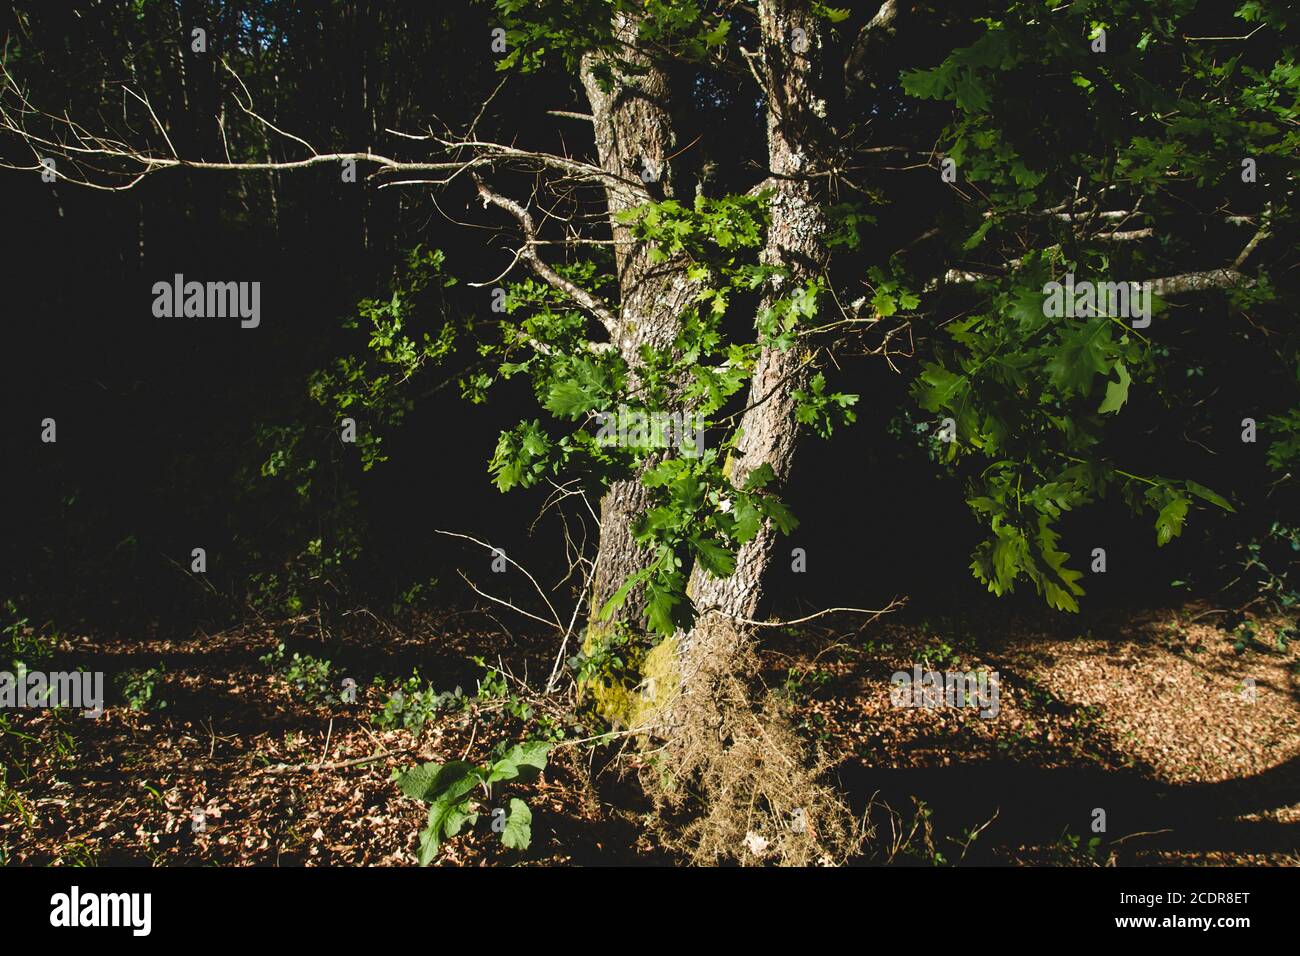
[762,603,1299,865]
[2,603,1296,865]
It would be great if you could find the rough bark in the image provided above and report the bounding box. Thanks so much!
[578,17,696,626]
[575,3,834,716]
[679,0,830,673]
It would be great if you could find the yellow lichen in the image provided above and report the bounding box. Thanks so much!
[578,626,679,735]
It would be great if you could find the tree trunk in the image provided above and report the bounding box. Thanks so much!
[573,3,831,735]
[678,0,830,679]
[579,18,696,628]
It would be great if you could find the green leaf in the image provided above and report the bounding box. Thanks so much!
[598,568,651,622]
[759,495,799,535]
[900,66,951,100]
[395,760,478,804]
[691,533,736,578]
[500,798,533,851]
[962,219,994,251]
[487,741,550,783]
[954,72,992,112]
[543,380,595,419]
[742,462,776,491]
[420,793,475,865]
[1186,480,1235,513]
[645,581,684,636]
[1046,319,1114,395]
[417,810,442,866]
[872,288,898,317]
[916,363,966,411]
[1155,494,1190,546]
[731,497,762,543]
[1097,360,1132,414]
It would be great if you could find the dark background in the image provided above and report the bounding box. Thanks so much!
[1,0,1291,639]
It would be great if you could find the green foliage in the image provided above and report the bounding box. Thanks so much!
[311,245,457,472]
[909,255,1236,610]
[259,643,339,704]
[236,0,1300,642]
[393,739,550,864]
[500,798,533,849]
[794,372,859,438]
[568,624,635,686]
[0,708,78,782]
[236,246,457,617]
[826,202,879,251]
[896,0,1298,614]
[474,186,846,636]
[1265,407,1300,473]
[372,672,467,731]
[472,656,535,721]
[118,665,167,712]
[866,265,922,319]
[1233,521,1300,616]
[779,664,831,704]
[1,602,57,673]
[492,0,733,77]
[1052,829,1105,866]
[616,192,770,261]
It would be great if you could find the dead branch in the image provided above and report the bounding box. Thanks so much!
[472,175,620,335]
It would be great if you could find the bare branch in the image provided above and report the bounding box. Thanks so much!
[1151,269,1253,296]
[847,1,909,88]
[0,59,643,199]
[473,175,620,335]
[435,529,564,631]
[724,597,907,629]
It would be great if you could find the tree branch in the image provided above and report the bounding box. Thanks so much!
[846,1,909,88]
[472,175,620,336]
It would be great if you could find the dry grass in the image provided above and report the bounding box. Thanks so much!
[638,619,865,866]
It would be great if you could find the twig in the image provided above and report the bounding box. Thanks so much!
[724,597,907,629]
[251,747,412,777]
[319,718,334,766]
[436,529,564,629]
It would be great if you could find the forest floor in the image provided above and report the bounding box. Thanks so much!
[2,602,1298,866]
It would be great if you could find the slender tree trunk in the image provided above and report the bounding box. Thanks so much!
[678,0,830,678]
[579,18,696,627]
